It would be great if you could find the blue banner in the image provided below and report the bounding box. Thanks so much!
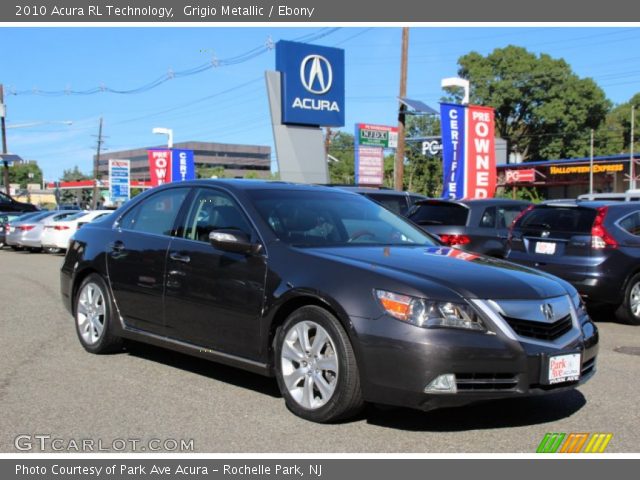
[276,40,345,127]
[171,149,196,182]
[440,103,466,199]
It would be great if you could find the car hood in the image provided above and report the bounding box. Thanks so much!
[304,245,569,300]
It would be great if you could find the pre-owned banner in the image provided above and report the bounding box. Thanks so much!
[440,103,496,199]
[466,105,497,199]
[148,149,172,186]
[440,103,466,199]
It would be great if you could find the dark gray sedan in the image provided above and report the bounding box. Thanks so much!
[61,181,596,423]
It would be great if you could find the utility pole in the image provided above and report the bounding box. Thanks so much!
[91,117,104,209]
[631,105,636,190]
[394,27,409,191]
[1,84,9,195]
[589,129,594,195]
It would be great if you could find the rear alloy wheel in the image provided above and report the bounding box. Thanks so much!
[75,274,123,353]
[616,273,640,325]
[275,306,363,423]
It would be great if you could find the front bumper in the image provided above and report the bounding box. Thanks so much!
[350,308,598,411]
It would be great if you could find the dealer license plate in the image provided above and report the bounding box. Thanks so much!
[548,353,581,384]
[535,241,556,255]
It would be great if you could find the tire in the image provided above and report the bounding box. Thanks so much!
[74,273,123,353]
[10,245,22,251]
[274,306,363,423]
[616,273,640,325]
[28,247,43,253]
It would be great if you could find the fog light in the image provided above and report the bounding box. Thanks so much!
[424,374,457,394]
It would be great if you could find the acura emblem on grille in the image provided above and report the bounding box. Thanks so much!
[541,303,554,322]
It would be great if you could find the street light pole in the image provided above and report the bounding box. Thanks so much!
[1,84,9,194]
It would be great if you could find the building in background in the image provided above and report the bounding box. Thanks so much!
[96,141,271,182]
[497,154,640,199]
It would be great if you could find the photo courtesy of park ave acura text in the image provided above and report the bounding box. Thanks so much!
[1,6,640,460]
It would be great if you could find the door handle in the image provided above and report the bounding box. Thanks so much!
[109,241,124,252]
[169,252,191,264]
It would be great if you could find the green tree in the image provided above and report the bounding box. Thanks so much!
[455,46,610,161]
[58,166,90,204]
[197,165,226,179]
[9,162,43,188]
[327,131,355,184]
[595,92,640,155]
[61,165,90,181]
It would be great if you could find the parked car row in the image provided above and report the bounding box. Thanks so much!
[1,209,113,253]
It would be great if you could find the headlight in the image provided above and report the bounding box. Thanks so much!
[374,289,485,331]
[571,291,588,318]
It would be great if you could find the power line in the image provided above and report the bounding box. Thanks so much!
[6,28,341,97]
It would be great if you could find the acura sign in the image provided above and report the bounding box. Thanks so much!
[276,40,345,126]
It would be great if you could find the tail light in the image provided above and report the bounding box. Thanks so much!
[507,204,535,243]
[591,206,618,249]
[54,225,70,231]
[17,225,35,232]
[439,234,471,246]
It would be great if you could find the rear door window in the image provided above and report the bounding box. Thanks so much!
[409,203,469,226]
[497,205,529,228]
[119,188,189,236]
[479,207,496,228]
[619,211,640,236]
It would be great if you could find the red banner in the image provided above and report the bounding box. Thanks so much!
[465,105,496,199]
[147,149,172,186]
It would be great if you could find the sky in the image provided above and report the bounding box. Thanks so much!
[2,26,640,181]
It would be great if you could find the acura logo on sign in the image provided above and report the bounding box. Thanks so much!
[541,303,554,322]
[300,55,333,94]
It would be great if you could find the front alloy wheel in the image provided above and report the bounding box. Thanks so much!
[280,321,339,410]
[77,282,107,345]
[275,306,363,423]
[74,274,123,353]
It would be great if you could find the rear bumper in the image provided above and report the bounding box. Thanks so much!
[505,251,626,305]
[350,312,598,412]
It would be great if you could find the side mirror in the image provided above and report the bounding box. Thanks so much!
[209,230,261,255]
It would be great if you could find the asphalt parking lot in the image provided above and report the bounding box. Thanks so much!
[1,249,639,453]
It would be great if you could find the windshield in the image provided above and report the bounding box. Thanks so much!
[249,189,438,247]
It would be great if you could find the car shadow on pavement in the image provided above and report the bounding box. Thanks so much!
[363,390,586,431]
[123,341,282,399]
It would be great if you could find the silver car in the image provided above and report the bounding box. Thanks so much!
[6,211,80,251]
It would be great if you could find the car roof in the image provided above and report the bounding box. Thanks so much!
[325,185,424,196]
[414,198,530,207]
[535,200,636,209]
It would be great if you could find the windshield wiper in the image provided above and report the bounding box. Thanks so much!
[415,220,444,225]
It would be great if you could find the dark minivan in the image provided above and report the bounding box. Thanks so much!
[506,201,640,324]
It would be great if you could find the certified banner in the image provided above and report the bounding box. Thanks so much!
[147,149,172,186]
[440,103,466,199]
[440,103,497,199]
[171,149,196,182]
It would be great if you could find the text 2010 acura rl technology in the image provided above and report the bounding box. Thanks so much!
[61,180,598,423]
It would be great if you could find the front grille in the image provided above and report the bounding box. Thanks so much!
[503,314,573,341]
[455,373,518,391]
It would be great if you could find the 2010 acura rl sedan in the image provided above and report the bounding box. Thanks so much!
[61,180,598,423]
